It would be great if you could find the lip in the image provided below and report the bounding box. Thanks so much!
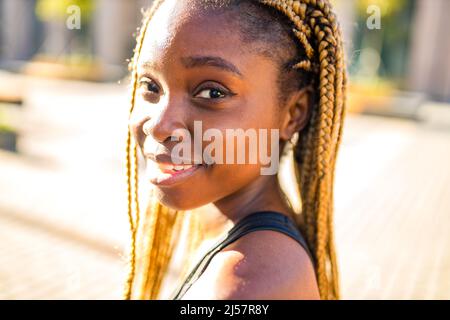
[145,153,198,165]
[145,153,205,186]
[149,163,203,186]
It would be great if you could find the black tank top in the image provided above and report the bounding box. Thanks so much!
[170,211,314,300]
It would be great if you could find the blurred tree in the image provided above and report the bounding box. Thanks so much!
[351,0,416,86]
[356,0,406,17]
[34,0,96,59]
[35,0,94,22]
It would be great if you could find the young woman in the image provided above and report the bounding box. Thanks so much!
[124,0,346,300]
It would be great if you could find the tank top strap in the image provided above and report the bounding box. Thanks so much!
[171,211,313,300]
[223,211,313,259]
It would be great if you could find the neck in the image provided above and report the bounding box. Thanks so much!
[199,174,294,237]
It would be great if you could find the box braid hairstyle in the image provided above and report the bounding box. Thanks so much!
[124,0,347,300]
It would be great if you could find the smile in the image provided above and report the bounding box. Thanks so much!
[147,161,205,186]
[158,163,197,173]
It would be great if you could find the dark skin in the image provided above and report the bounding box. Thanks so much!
[130,0,319,299]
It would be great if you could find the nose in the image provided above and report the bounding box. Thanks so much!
[142,98,187,144]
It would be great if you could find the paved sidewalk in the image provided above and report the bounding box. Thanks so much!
[0,206,125,299]
[0,74,130,299]
[335,112,450,299]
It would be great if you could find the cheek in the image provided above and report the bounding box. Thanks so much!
[129,111,142,142]
[128,105,148,148]
[210,109,280,165]
[129,97,162,149]
[196,94,280,166]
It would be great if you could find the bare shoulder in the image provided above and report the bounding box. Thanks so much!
[184,230,320,300]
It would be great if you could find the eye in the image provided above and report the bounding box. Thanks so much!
[138,77,161,94]
[194,88,227,99]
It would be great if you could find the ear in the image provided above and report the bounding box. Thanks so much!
[279,85,312,141]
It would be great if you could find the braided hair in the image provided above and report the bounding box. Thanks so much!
[124,0,347,300]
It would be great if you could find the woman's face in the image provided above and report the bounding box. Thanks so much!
[130,0,293,211]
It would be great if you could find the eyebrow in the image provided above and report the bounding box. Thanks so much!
[138,61,162,71]
[181,56,243,77]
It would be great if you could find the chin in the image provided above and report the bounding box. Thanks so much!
[153,187,206,211]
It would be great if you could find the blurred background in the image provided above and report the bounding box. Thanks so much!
[0,0,449,299]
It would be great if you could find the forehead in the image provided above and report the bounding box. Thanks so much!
[138,1,246,69]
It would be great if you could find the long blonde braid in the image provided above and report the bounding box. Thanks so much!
[259,0,347,299]
[124,0,169,300]
[124,0,346,300]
